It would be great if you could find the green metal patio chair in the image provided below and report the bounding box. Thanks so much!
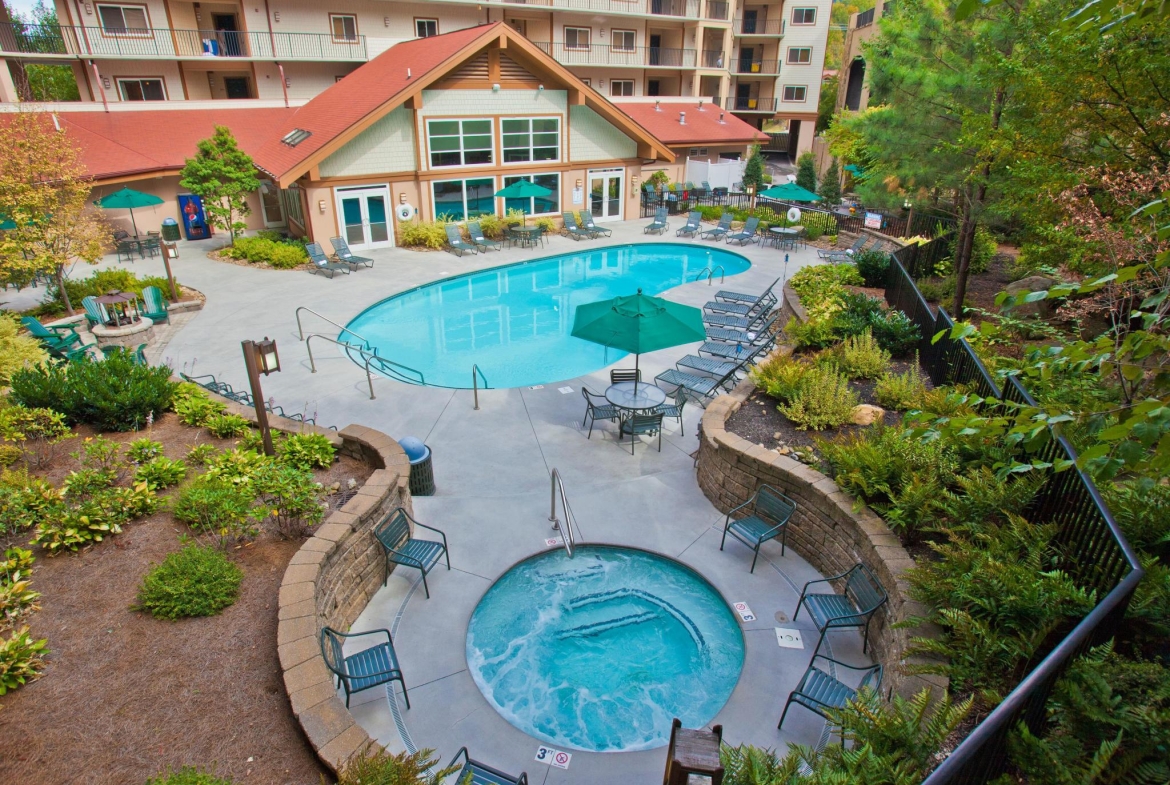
[140,285,169,323]
[644,206,668,235]
[81,295,109,328]
[331,236,375,268]
[720,484,796,572]
[699,212,732,240]
[610,368,642,385]
[562,211,593,240]
[446,747,529,785]
[467,221,502,252]
[795,563,889,654]
[306,243,350,277]
[581,212,612,238]
[621,412,663,454]
[676,210,702,237]
[653,387,690,435]
[319,626,409,709]
[373,507,449,599]
[581,386,620,439]
[778,654,882,730]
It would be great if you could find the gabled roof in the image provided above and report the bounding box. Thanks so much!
[251,22,675,185]
[619,103,770,146]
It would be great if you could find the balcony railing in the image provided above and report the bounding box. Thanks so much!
[533,42,696,68]
[700,49,726,68]
[856,7,877,27]
[733,17,785,35]
[704,0,730,20]
[725,95,777,112]
[733,59,780,75]
[0,22,367,61]
[447,0,702,18]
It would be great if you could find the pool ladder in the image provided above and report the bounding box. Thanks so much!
[548,468,581,558]
[472,364,489,410]
[694,266,725,285]
[297,307,426,398]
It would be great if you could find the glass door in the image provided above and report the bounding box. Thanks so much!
[588,169,624,222]
[334,186,393,249]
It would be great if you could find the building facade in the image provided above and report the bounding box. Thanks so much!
[834,0,891,115]
[0,0,828,154]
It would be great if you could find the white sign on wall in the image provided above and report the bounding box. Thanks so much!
[864,212,882,229]
[572,187,584,205]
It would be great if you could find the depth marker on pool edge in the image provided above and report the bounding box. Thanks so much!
[535,746,571,769]
[732,602,756,623]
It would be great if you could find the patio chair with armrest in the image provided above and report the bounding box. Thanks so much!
[621,412,663,454]
[654,361,744,406]
[20,317,82,351]
[562,211,593,241]
[794,563,889,654]
[306,243,351,277]
[610,368,642,385]
[446,747,529,785]
[445,225,479,257]
[116,239,138,262]
[373,507,450,599]
[330,236,375,268]
[81,295,109,328]
[653,386,690,435]
[714,276,782,307]
[581,386,621,438]
[644,206,668,235]
[699,212,733,240]
[720,484,796,572]
[319,626,409,709]
[140,285,169,323]
[725,216,760,246]
[778,655,883,730]
[581,213,612,238]
[676,211,702,237]
[468,221,502,252]
[141,235,160,258]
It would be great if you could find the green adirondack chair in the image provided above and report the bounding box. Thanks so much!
[20,316,82,351]
[140,286,169,323]
[81,296,109,327]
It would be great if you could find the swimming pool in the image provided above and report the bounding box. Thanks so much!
[466,546,745,752]
[343,243,751,388]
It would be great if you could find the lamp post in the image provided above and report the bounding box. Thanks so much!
[160,240,180,303]
[242,337,281,456]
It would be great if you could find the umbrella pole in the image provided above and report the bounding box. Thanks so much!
[634,353,640,396]
[129,207,139,238]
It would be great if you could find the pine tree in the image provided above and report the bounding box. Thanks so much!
[180,126,260,243]
[796,152,818,193]
[741,146,765,193]
[820,157,843,204]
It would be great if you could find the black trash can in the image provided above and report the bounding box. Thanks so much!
[161,218,181,242]
[398,437,435,496]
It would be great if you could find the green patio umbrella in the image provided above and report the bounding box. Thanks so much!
[95,187,165,237]
[571,288,707,394]
[495,180,552,225]
[758,182,821,202]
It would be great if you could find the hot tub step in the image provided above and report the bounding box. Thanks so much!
[556,610,659,640]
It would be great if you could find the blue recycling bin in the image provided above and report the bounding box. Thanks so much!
[398,437,435,496]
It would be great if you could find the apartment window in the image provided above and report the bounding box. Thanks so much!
[610,79,634,97]
[501,117,560,164]
[782,85,807,101]
[433,177,496,222]
[688,147,709,156]
[565,27,590,50]
[97,4,149,35]
[612,29,635,52]
[281,184,305,228]
[117,78,165,101]
[787,47,812,64]
[791,7,816,24]
[502,173,560,215]
[416,19,438,38]
[427,118,493,168]
[580,78,591,87]
[330,14,358,42]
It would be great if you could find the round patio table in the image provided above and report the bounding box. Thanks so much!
[605,381,667,411]
[507,225,542,248]
[768,226,801,249]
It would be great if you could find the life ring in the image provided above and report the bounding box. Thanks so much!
[396,204,415,222]
[787,207,802,223]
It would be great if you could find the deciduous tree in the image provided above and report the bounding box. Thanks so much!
[180,125,260,243]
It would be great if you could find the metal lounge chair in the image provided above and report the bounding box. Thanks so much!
[446,748,529,785]
[581,386,620,439]
[621,412,663,454]
[306,243,350,277]
[818,234,869,262]
[562,211,592,241]
[720,484,796,572]
[654,362,743,405]
[794,563,889,653]
[653,387,690,435]
[20,316,82,351]
[715,276,782,306]
[676,210,702,237]
[319,626,409,709]
[725,216,760,245]
[330,236,375,268]
[778,655,883,730]
[704,283,777,316]
[581,213,612,237]
[468,221,502,252]
[677,341,765,379]
[699,212,733,240]
[445,224,479,256]
[644,207,668,235]
[140,285,169,323]
[701,180,713,197]
[702,307,774,330]
[81,295,109,328]
[698,340,758,361]
[373,507,450,599]
[704,312,782,346]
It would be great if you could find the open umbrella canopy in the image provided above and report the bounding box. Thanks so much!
[759,182,821,202]
[95,187,165,210]
[494,180,553,200]
[572,289,706,356]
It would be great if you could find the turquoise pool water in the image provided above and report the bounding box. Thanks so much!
[343,243,751,388]
[466,546,745,752]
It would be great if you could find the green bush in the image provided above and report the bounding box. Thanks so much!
[835,330,890,380]
[253,462,325,539]
[126,437,164,464]
[174,396,225,427]
[278,432,336,470]
[0,469,60,536]
[533,216,557,233]
[9,351,176,432]
[61,468,116,500]
[204,413,251,438]
[173,477,257,548]
[969,226,997,274]
[0,626,47,695]
[875,363,928,410]
[854,249,890,288]
[1,547,39,629]
[337,746,460,785]
[0,445,19,467]
[785,316,839,351]
[0,406,70,468]
[750,353,808,405]
[172,381,209,406]
[32,491,129,554]
[224,236,308,269]
[0,314,48,386]
[53,269,177,310]
[134,457,188,489]
[146,766,235,785]
[185,443,219,466]
[72,434,126,480]
[400,218,449,249]
[136,544,243,620]
[779,364,859,431]
[203,447,271,488]
[799,210,838,237]
[869,309,921,357]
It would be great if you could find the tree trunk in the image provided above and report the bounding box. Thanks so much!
[56,264,74,315]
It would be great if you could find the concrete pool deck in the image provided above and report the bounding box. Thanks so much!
[12,220,873,782]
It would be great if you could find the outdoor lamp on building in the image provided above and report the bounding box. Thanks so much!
[242,338,280,456]
[903,199,912,211]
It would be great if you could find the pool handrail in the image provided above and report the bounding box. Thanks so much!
[472,364,489,410]
[295,306,370,348]
[548,468,580,558]
[304,333,425,398]
[693,266,726,285]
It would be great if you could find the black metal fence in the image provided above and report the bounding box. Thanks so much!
[882,239,1144,784]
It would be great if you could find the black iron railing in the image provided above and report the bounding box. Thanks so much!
[857,7,877,27]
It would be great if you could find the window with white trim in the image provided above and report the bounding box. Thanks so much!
[427,118,494,168]
[565,27,590,49]
[117,78,165,101]
[501,117,560,164]
[688,147,709,156]
[787,47,812,64]
[502,173,560,216]
[432,177,496,222]
[791,7,816,24]
[610,79,634,97]
[612,29,635,52]
[330,14,358,42]
[97,4,149,35]
[416,19,438,37]
[782,85,807,101]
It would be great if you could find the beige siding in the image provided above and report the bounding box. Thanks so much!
[319,107,417,177]
[569,105,637,162]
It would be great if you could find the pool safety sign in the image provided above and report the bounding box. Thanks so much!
[536,745,572,769]
[775,628,805,649]
[544,537,563,548]
[732,602,756,622]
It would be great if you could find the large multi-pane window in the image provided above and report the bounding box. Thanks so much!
[610,80,634,96]
[433,177,495,221]
[501,118,559,164]
[118,78,165,101]
[787,47,812,64]
[782,85,807,101]
[330,14,358,42]
[428,119,493,168]
[791,7,817,24]
[502,174,560,216]
[97,4,149,34]
[565,27,590,49]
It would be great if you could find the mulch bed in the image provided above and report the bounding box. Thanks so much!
[0,415,371,785]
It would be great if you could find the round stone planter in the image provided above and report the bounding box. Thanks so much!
[91,316,154,349]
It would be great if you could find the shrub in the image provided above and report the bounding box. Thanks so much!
[0,444,19,467]
[173,477,257,549]
[0,313,48,386]
[204,413,251,438]
[750,353,807,404]
[61,468,115,500]
[785,316,838,351]
[936,467,1043,532]
[800,210,838,237]
[968,226,997,275]
[236,429,265,453]
[111,481,164,518]
[779,364,859,430]
[818,424,959,512]
[203,447,271,487]
[253,462,325,539]
[534,216,557,233]
[172,381,209,406]
[278,432,336,470]
[400,218,448,249]
[146,767,235,785]
[185,443,219,466]
[854,249,890,288]
[224,236,307,269]
[72,434,127,482]
[126,438,164,464]
[0,406,70,468]
[874,363,928,411]
[869,309,921,357]
[337,745,460,785]
[134,457,188,489]
[0,626,47,695]
[54,269,177,310]
[32,501,125,554]
[1,547,39,628]
[0,469,61,536]
[788,264,863,306]
[136,544,243,620]
[835,330,890,380]
[174,396,225,427]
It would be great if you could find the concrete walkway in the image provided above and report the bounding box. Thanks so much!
[19,221,870,782]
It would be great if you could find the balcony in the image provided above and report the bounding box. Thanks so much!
[533,42,696,68]
[733,17,785,36]
[733,59,780,75]
[431,0,702,20]
[0,22,368,61]
[700,49,726,68]
[856,7,876,27]
[726,95,777,112]
[704,1,730,20]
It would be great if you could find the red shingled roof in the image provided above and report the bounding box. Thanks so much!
[618,102,769,146]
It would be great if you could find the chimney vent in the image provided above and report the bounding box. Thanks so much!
[697,100,704,111]
[655,100,661,111]
[679,111,686,125]
[719,111,725,123]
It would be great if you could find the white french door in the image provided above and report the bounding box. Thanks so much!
[588,168,624,222]
[334,185,393,249]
